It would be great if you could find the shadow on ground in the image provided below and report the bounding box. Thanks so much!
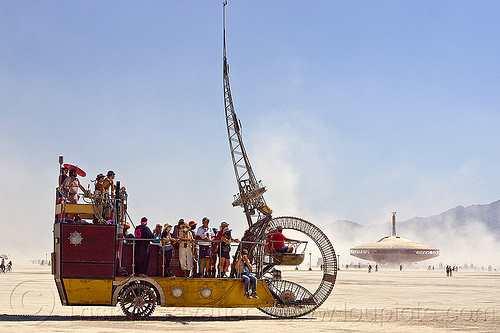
[0,314,310,322]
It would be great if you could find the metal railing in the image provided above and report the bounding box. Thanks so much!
[55,182,128,226]
[121,237,265,277]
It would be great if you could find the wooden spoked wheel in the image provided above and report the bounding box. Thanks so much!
[119,283,157,320]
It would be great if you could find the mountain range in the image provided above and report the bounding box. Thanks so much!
[327,200,500,268]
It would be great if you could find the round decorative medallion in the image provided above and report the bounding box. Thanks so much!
[69,231,83,246]
[200,287,212,298]
[171,287,183,298]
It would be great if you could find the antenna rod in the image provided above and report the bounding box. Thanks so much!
[223,1,228,74]
[391,212,397,236]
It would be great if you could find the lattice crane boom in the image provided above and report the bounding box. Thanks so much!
[222,4,337,318]
[223,1,272,227]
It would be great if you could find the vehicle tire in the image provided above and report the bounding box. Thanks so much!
[119,283,157,320]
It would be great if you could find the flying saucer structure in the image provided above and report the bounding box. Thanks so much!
[350,212,439,265]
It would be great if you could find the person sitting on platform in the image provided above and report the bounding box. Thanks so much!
[161,223,176,277]
[235,249,258,299]
[270,226,299,253]
[178,222,194,277]
[62,168,87,204]
[134,217,153,277]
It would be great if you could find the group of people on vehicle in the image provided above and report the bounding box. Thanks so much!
[135,217,240,277]
[133,216,263,299]
[55,166,296,300]
[57,168,122,223]
[59,167,117,202]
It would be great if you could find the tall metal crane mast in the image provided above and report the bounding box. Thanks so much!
[223,1,272,227]
[222,3,337,318]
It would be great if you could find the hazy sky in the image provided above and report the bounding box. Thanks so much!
[1,1,499,262]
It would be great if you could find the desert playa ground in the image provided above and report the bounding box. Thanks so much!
[0,265,498,333]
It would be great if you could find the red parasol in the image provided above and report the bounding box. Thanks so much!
[63,164,86,177]
[0,254,8,259]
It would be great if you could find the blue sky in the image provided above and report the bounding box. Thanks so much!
[1,1,499,261]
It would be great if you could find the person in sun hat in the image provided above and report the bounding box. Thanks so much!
[160,223,176,277]
[218,222,239,278]
[102,170,116,196]
[94,173,105,193]
[178,222,194,277]
[63,168,87,204]
[210,221,228,277]
[188,220,199,277]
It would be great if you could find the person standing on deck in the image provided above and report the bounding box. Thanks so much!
[178,222,194,277]
[196,217,214,278]
[62,168,87,204]
[189,220,199,277]
[102,170,116,196]
[134,217,153,277]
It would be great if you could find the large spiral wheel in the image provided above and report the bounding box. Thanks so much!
[119,283,157,320]
[259,280,317,318]
[257,216,337,318]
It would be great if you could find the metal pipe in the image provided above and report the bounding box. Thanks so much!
[115,181,120,223]
[131,239,135,275]
[392,212,397,236]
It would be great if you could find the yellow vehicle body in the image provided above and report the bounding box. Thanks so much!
[53,223,274,311]
[115,277,274,308]
[57,276,274,308]
[55,202,101,220]
[61,278,114,305]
